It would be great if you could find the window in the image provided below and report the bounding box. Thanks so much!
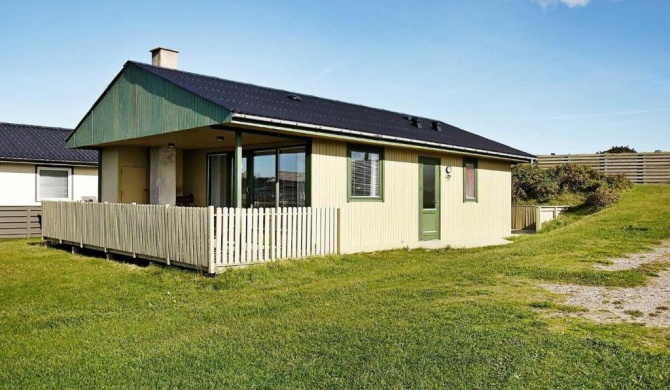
[37,167,72,201]
[463,158,478,202]
[279,147,306,207]
[348,145,383,201]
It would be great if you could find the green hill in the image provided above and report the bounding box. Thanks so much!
[1,185,669,388]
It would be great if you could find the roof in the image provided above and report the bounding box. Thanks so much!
[130,61,534,160]
[0,122,98,165]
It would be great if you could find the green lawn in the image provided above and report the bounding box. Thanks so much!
[2,186,670,389]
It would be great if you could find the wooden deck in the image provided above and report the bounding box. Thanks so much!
[41,201,340,273]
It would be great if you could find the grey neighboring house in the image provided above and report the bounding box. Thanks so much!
[0,122,99,238]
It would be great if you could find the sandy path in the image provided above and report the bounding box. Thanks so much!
[541,243,670,327]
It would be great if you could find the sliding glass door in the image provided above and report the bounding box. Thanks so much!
[208,153,230,208]
[207,145,308,208]
[252,150,276,208]
[279,147,306,207]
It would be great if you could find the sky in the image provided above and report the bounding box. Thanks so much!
[0,0,668,155]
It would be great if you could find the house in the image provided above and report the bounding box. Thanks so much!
[0,122,99,205]
[0,122,98,238]
[51,47,533,268]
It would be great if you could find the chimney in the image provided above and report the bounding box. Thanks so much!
[150,47,179,69]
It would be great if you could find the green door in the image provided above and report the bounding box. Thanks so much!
[419,157,441,241]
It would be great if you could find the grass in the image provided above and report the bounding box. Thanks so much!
[1,185,670,388]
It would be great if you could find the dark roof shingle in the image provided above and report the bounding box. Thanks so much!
[131,61,533,159]
[0,122,98,164]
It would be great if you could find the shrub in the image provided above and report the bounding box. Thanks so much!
[605,173,634,192]
[512,163,633,211]
[512,165,558,203]
[585,185,621,210]
[548,164,604,193]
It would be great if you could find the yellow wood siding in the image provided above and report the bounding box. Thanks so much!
[442,156,511,240]
[100,146,149,203]
[311,138,511,253]
[183,149,207,207]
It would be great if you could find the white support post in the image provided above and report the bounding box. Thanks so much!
[234,130,243,208]
[208,206,215,274]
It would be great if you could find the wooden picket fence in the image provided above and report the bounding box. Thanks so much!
[41,201,340,273]
[209,207,339,268]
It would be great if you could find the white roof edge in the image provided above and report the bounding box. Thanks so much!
[232,113,534,162]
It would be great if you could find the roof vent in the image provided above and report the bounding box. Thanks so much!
[412,117,422,129]
[432,121,442,132]
[403,115,413,121]
[287,94,302,102]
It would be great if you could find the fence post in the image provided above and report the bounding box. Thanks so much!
[25,208,31,238]
[165,205,170,266]
[336,208,341,254]
[535,206,542,231]
[208,206,215,274]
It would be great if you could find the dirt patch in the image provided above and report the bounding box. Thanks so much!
[541,243,670,327]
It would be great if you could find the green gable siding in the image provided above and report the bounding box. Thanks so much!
[68,63,232,148]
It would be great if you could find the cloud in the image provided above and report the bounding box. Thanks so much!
[535,0,591,9]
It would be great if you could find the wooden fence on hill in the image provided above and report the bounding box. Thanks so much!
[0,206,42,238]
[511,205,568,232]
[536,152,670,184]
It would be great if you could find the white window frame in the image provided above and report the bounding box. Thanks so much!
[36,166,73,201]
[347,145,384,202]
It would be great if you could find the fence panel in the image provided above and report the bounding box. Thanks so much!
[0,206,42,239]
[42,201,209,269]
[210,207,339,270]
[537,152,670,184]
[511,205,568,231]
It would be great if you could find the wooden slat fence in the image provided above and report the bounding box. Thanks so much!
[209,207,339,270]
[42,201,209,269]
[0,206,42,238]
[537,152,670,184]
[41,201,340,273]
[511,206,537,231]
[512,205,568,231]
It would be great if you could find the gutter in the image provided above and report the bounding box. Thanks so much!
[0,158,99,167]
[231,113,534,162]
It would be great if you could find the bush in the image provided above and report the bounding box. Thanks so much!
[585,185,621,210]
[512,165,558,203]
[512,163,633,211]
[548,164,604,193]
[606,173,634,192]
